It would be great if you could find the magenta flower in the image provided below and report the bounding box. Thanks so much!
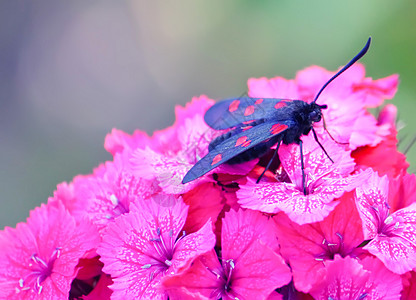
[3,58,406,299]
[0,202,99,299]
[309,255,402,299]
[50,152,159,234]
[76,152,160,233]
[274,192,365,293]
[355,171,416,274]
[97,195,215,299]
[163,209,292,299]
[238,134,371,224]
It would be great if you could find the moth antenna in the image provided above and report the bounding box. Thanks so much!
[313,37,371,104]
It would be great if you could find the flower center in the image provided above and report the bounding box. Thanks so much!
[141,227,185,281]
[208,258,237,299]
[315,233,348,261]
[18,247,61,295]
[108,194,128,217]
[369,203,399,237]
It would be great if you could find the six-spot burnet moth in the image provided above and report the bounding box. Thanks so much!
[182,37,372,195]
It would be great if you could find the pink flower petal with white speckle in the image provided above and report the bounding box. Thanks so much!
[309,255,402,300]
[222,209,280,257]
[238,178,340,225]
[131,146,201,194]
[356,171,416,274]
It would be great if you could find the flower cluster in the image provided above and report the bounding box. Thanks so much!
[1,63,415,299]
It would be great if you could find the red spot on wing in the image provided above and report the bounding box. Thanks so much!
[255,98,264,105]
[244,105,255,116]
[212,154,222,165]
[274,102,287,109]
[229,100,240,112]
[270,124,288,135]
[235,136,252,147]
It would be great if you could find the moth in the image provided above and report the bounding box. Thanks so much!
[182,38,371,195]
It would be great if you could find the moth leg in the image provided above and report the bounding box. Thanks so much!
[256,140,282,184]
[312,128,334,163]
[299,140,307,196]
[322,115,348,145]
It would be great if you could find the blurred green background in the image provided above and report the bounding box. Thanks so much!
[1,1,415,229]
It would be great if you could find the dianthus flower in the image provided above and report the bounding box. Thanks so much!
[97,195,215,299]
[162,209,292,299]
[355,171,416,274]
[0,203,99,299]
[3,61,408,299]
[49,152,159,234]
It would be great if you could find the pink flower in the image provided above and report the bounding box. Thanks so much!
[274,192,364,293]
[0,202,99,299]
[97,195,215,299]
[237,134,370,224]
[355,171,416,274]
[309,255,402,299]
[51,152,160,234]
[162,209,292,299]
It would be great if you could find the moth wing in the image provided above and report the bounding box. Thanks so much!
[182,121,290,183]
[204,97,291,130]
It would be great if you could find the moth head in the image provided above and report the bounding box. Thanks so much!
[309,103,327,123]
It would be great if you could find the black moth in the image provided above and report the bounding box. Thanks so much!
[182,38,371,195]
